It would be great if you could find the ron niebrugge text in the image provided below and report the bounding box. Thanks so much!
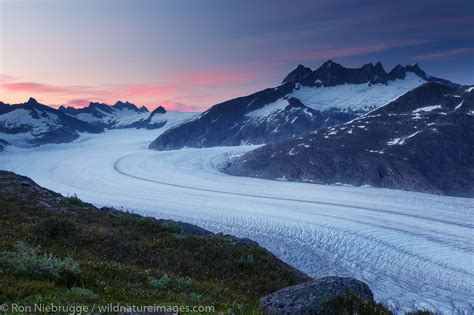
[2,303,215,313]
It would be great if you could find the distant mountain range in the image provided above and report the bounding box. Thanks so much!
[58,101,148,129]
[58,101,196,130]
[0,98,102,147]
[149,60,458,150]
[0,98,195,148]
[225,83,474,196]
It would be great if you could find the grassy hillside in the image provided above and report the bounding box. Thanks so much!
[0,171,433,314]
[0,171,308,312]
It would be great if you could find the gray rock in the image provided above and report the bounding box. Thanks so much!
[259,276,374,315]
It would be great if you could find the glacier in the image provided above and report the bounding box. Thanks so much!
[0,129,472,314]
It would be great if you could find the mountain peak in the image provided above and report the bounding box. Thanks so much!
[89,101,109,108]
[152,106,166,114]
[297,60,455,91]
[388,63,428,81]
[113,100,140,111]
[23,97,47,110]
[405,63,424,74]
[315,60,344,73]
[322,59,335,67]
[295,64,309,69]
[282,64,312,84]
[26,97,39,105]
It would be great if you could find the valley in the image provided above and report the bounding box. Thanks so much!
[0,129,472,314]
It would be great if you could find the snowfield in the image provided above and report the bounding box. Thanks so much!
[290,73,426,112]
[0,129,473,314]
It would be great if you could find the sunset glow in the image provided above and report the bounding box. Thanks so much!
[1,0,473,111]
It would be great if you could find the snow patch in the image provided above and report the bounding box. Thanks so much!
[387,131,420,145]
[413,105,441,113]
[245,99,289,119]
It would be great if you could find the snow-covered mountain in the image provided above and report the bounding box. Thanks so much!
[123,106,198,129]
[0,98,198,149]
[225,83,474,196]
[59,101,196,130]
[0,98,102,147]
[149,60,458,150]
[58,101,149,129]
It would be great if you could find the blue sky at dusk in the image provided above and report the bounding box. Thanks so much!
[1,0,473,111]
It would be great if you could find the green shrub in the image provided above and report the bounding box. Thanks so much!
[64,194,83,207]
[161,222,181,234]
[181,292,203,303]
[0,242,80,284]
[34,219,77,240]
[34,293,57,305]
[239,254,254,266]
[69,287,99,301]
[135,217,157,227]
[147,275,171,289]
[173,233,188,241]
[175,277,193,287]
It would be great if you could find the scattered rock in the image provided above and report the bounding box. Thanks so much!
[158,219,213,236]
[259,276,374,314]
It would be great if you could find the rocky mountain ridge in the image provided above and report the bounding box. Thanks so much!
[150,60,457,150]
[225,83,474,196]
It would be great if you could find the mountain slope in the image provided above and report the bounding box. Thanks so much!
[225,83,474,197]
[0,98,102,147]
[150,60,457,151]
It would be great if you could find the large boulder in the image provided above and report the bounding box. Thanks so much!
[259,276,374,314]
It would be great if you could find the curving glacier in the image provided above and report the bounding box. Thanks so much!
[0,129,473,314]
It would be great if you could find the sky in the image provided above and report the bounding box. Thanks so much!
[0,0,473,111]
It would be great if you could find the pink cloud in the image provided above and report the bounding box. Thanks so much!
[0,65,274,111]
[65,98,93,108]
[1,82,68,94]
[120,84,176,97]
[180,69,257,86]
[282,43,389,61]
[0,74,16,83]
[278,39,431,62]
[0,82,112,97]
[412,48,474,61]
[158,100,201,112]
